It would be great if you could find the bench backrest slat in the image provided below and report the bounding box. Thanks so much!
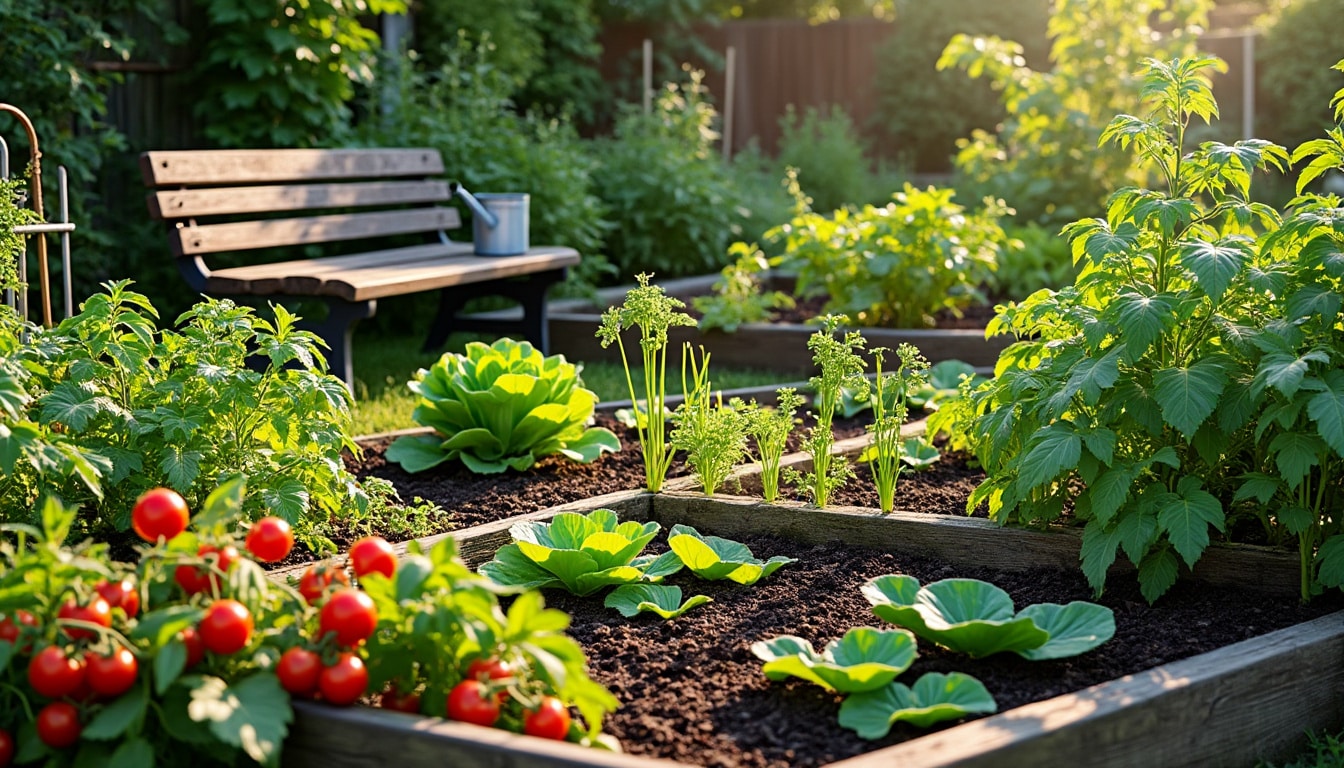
[141,148,445,186]
[149,180,451,219]
[172,208,462,256]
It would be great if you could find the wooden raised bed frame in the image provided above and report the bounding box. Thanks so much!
[279,484,1344,767]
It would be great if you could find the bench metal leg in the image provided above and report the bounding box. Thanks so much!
[421,268,566,355]
[307,298,377,392]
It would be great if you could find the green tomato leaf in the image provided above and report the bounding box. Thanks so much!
[1152,360,1228,439]
[154,638,189,696]
[1015,423,1080,493]
[82,685,148,740]
[1269,432,1326,490]
[188,673,292,767]
[1016,602,1116,660]
[751,626,918,693]
[108,738,155,768]
[838,672,997,739]
[604,584,712,619]
[1315,535,1344,589]
[1155,479,1224,568]
[1138,547,1180,604]
[1106,292,1174,360]
[1180,238,1249,303]
[1308,370,1344,457]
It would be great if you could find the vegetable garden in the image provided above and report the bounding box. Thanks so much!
[3,19,1344,768]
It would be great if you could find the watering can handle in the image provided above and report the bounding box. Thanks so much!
[449,182,499,230]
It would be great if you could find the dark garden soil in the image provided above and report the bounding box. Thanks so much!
[549,534,1341,768]
[768,293,1001,330]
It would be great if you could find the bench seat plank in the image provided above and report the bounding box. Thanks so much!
[150,181,451,219]
[142,148,445,185]
[172,208,462,256]
[207,245,580,302]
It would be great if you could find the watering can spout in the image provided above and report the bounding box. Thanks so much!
[449,182,499,230]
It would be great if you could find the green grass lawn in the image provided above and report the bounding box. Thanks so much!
[347,332,797,436]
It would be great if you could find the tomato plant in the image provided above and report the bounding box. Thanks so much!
[245,516,294,563]
[58,597,112,641]
[466,657,513,683]
[0,727,13,766]
[179,626,206,668]
[131,487,191,542]
[297,564,350,604]
[95,578,140,618]
[318,653,368,706]
[277,647,322,696]
[348,536,396,579]
[28,646,85,698]
[86,647,139,697]
[379,686,421,713]
[36,702,81,749]
[523,696,572,740]
[199,600,253,655]
[446,680,499,727]
[175,544,238,595]
[318,590,377,647]
[0,610,37,648]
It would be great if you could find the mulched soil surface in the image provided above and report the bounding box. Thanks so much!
[550,535,1341,767]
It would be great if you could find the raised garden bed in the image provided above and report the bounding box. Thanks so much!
[279,487,1344,768]
[512,274,1013,373]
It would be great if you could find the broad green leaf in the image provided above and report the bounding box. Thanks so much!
[1086,468,1134,527]
[666,525,795,585]
[1286,284,1342,324]
[1115,508,1159,566]
[1233,473,1281,505]
[559,428,622,463]
[1016,423,1080,493]
[41,382,101,432]
[83,685,148,740]
[1270,432,1326,490]
[487,510,662,595]
[479,544,563,591]
[1016,602,1116,660]
[188,673,292,767]
[1278,506,1315,536]
[1138,548,1180,604]
[864,577,1049,657]
[1315,535,1344,589]
[1155,479,1224,568]
[838,673,997,739]
[899,438,941,469]
[1106,292,1173,360]
[604,585,711,619]
[108,738,155,768]
[155,638,188,696]
[1152,361,1227,439]
[751,627,918,693]
[1080,519,1123,596]
[1308,370,1344,456]
[1180,238,1249,303]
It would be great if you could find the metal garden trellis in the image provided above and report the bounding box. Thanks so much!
[1,103,77,328]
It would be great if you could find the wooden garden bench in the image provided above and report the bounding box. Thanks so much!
[139,147,579,389]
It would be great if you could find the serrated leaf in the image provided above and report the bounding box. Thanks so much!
[1116,509,1159,566]
[1315,535,1344,589]
[1278,506,1315,536]
[159,445,202,492]
[1233,473,1281,505]
[838,672,997,739]
[1138,548,1180,603]
[1152,361,1228,439]
[1270,431,1326,490]
[1080,519,1123,596]
[1107,292,1173,360]
[1155,481,1224,568]
[109,737,155,768]
[188,673,292,767]
[604,585,712,619]
[1308,370,1344,456]
[1085,468,1133,527]
[1181,238,1249,303]
[1015,423,1080,493]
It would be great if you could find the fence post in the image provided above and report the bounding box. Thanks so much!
[723,46,736,160]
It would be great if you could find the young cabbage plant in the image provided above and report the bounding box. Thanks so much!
[604,584,713,619]
[666,524,796,585]
[859,345,930,513]
[669,345,750,496]
[751,626,918,693]
[784,315,868,507]
[480,509,682,596]
[386,338,620,474]
[596,274,698,492]
[838,672,998,739]
[863,575,1115,659]
[744,388,804,503]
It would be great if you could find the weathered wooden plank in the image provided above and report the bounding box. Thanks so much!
[302,247,580,302]
[648,494,1302,594]
[265,489,650,584]
[148,180,451,219]
[169,208,462,256]
[831,611,1344,768]
[141,148,445,186]
[205,242,474,295]
[284,701,681,768]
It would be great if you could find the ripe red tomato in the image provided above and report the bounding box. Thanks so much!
[86,647,139,698]
[446,680,500,727]
[36,702,81,749]
[199,600,252,655]
[58,598,112,641]
[466,657,514,683]
[379,687,422,714]
[297,565,350,604]
[523,696,571,740]
[348,536,396,579]
[276,647,322,696]
[0,610,38,650]
[95,579,140,619]
[175,544,239,596]
[318,653,368,706]
[179,627,206,668]
[0,726,14,766]
[318,590,377,647]
[245,517,294,563]
[28,646,86,699]
[131,487,190,543]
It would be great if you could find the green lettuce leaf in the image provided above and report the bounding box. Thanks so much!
[666,524,796,585]
[480,509,666,595]
[863,575,1049,657]
[750,626,917,693]
[838,672,997,738]
[604,584,712,619]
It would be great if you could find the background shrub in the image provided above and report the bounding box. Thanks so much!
[1256,0,1344,160]
[776,105,902,212]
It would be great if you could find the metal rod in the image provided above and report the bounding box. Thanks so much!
[1,135,9,313]
[643,39,653,115]
[12,223,75,234]
[60,166,71,319]
[1242,32,1256,140]
[723,46,737,161]
[0,103,52,327]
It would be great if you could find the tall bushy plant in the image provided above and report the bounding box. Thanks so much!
[956,56,1344,604]
[777,105,894,211]
[1256,0,1344,162]
[938,0,1211,226]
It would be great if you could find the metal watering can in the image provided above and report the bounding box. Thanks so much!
[450,182,529,256]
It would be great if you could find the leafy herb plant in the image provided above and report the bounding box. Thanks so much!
[670,346,750,496]
[751,627,918,693]
[665,525,795,585]
[863,575,1116,660]
[386,338,619,474]
[597,274,698,492]
[784,316,868,507]
[480,509,681,596]
[744,388,804,504]
[692,243,794,332]
[859,345,930,513]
